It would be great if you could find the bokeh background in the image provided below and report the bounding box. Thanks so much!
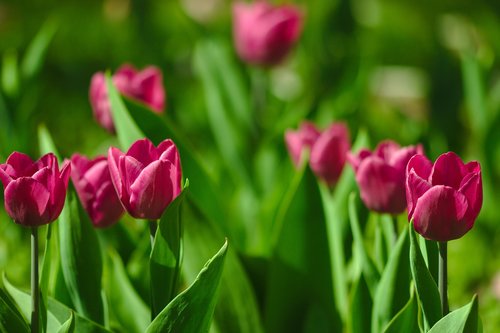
[0,0,499,331]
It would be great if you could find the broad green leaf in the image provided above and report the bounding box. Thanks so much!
[150,185,188,318]
[3,275,111,333]
[37,124,61,159]
[383,293,419,333]
[104,249,149,333]
[428,295,479,333]
[372,226,411,333]
[146,240,228,333]
[59,192,104,324]
[183,198,264,333]
[350,273,372,333]
[56,312,75,333]
[0,288,30,333]
[1,49,19,98]
[105,73,145,149]
[409,223,442,328]
[21,18,58,80]
[348,193,380,295]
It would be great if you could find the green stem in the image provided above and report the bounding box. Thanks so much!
[31,227,39,333]
[438,241,449,315]
[149,220,157,248]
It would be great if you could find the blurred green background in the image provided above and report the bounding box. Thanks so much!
[0,0,499,331]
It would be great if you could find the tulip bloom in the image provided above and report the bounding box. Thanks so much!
[71,154,124,228]
[406,152,482,241]
[233,1,303,66]
[348,141,423,214]
[90,64,165,133]
[284,121,320,167]
[0,152,70,226]
[108,138,182,220]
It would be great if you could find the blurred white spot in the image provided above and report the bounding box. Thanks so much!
[270,65,302,101]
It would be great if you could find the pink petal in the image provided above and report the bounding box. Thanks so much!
[374,140,401,161]
[133,67,165,113]
[129,160,173,219]
[0,166,12,187]
[406,154,432,181]
[126,138,158,165]
[108,147,125,198]
[90,180,124,228]
[347,149,372,172]
[90,72,115,133]
[81,158,110,189]
[5,152,35,177]
[389,144,423,175]
[429,152,468,189]
[458,171,482,224]
[406,169,432,220]
[412,186,469,241]
[4,178,50,226]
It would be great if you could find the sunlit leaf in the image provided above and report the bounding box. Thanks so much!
[428,295,479,333]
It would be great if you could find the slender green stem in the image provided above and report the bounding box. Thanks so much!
[438,241,449,315]
[31,227,39,333]
[149,220,158,248]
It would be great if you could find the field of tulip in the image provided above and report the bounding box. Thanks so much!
[0,0,500,332]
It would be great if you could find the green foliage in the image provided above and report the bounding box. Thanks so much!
[428,295,480,333]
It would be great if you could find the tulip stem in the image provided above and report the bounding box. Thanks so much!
[149,220,157,248]
[31,227,39,333]
[438,241,449,315]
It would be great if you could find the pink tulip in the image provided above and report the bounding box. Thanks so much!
[310,123,350,187]
[348,140,423,214]
[71,154,124,228]
[89,64,166,133]
[406,152,482,241]
[284,121,321,167]
[0,152,70,226]
[108,138,182,220]
[232,1,303,66]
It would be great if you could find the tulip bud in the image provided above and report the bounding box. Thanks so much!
[348,140,423,214]
[310,123,350,187]
[406,152,482,241]
[108,138,182,220]
[284,121,320,167]
[232,1,303,66]
[70,154,124,228]
[89,64,166,133]
[0,152,71,227]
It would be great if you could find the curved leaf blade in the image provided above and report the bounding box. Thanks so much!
[428,295,479,333]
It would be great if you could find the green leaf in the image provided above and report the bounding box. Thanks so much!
[105,73,145,149]
[59,192,104,324]
[150,185,188,318]
[183,198,264,333]
[104,249,149,333]
[383,293,419,333]
[428,295,479,333]
[56,312,75,333]
[21,18,58,80]
[350,273,372,333]
[1,49,19,98]
[409,223,442,328]
[146,240,228,333]
[372,225,411,333]
[0,288,30,333]
[37,124,61,159]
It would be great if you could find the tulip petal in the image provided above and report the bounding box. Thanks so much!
[459,172,482,224]
[412,186,469,241]
[5,152,36,178]
[375,140,401,161]
[347,149,372,172]
[129,160,173,219]
[91,180,124,227]
[430,152,468,189]
[108,147,124,198]
[134,67,165,113]
[389,144,423,175]
[4,178,50,226]
[406,154,432,181]
[0,166,12,187]
[82,159,110,189]
[406,169,432,219]
[126,139,158,165]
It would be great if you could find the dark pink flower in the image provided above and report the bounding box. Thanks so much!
[89,64,166,133]
[348,140,423,214]
[71,154,124,228]
[233,1,303,66]
[108,138,182,220]
[284,121,321,167]
[0,152,70,227]
[406,152,482,241]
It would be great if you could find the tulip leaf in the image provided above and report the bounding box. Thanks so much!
[1,49,19,98]
[105,73,145,149]
[21,18,58,80]
[104,249,149,333]
[145,240,228,333]
[183,198,264,333]
[56,312,75,333]
[0,287,30,333]
[350,273,372,333]
[37,124,61,160]
[150,185,187,318]
[372,225,411,333]
[409,223,442,328]
[382,293,419,333]
[3,274,112,333]
[428,295,480,333]
[59,192,104,324]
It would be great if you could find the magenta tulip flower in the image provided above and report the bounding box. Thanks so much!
[0,152,70,227]
[71,154,124,228]
[108,138,182,220]
[284,121,321,167]
[348,140,423,214]
[90,64,166,133]
[310,123,350,187]
[232,1,303,66]
[406,152,482,241]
